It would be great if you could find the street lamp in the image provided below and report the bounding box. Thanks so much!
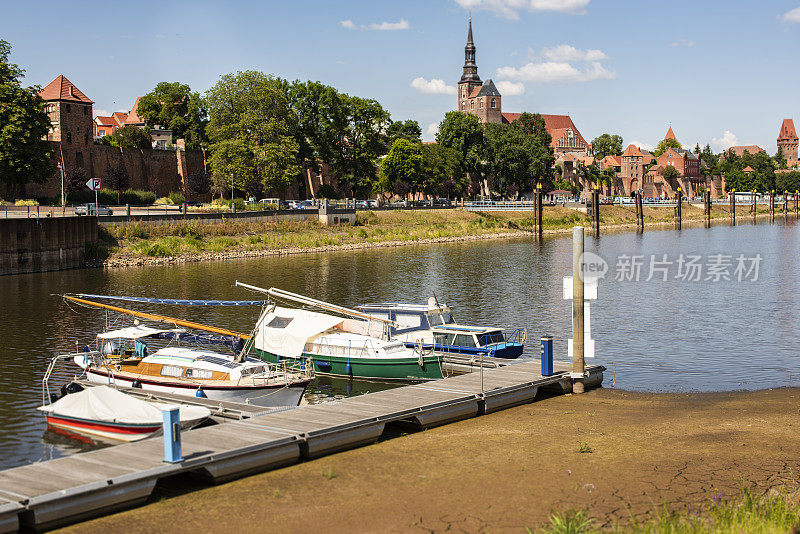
[230,173,233,201]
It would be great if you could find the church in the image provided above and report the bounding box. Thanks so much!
[457,21,592,159]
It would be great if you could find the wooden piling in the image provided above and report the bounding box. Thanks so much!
[637,191,645,231]
[770,190,775,222]
[572,226,585,394]
[795,190,799,214]
[536,185,543,239]
[592,187,600,238]
[752,190,756,219]
[675,188,682,230]
[730,191,736,226]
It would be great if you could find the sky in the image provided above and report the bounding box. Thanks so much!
[2,0,799,152]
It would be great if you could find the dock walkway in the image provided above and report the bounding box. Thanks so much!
[0,359,602,532]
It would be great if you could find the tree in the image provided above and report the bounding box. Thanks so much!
[99,125,152,149]
[386,120,421,144]
[653,138,682,157]
[774,147,788,170]
[662,165,680,181]
[0,40,55,199]
[205,71,301,196]
[701,144,718,175]
[776,171,800,193]
[66,167,88,195]
[436,112,486,192]
[599,167,616,189]
[420,143,462,197]
[137,82,209,149]
[591,133,623,159]
[483,123,530,198]
[515,113,555,190]
[103,162,129,191]
[378,138,422,197]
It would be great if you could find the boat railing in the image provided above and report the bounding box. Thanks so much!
[504,328,527,345]
[42,350,99,407]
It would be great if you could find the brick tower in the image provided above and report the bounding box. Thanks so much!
[458,20,482,113]
[457,20,502,123]
[777,119,798,163]
[38,75,94,148]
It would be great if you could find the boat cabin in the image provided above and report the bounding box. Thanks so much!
[357,302,456,336]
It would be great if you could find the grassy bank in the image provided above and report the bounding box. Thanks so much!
[95,205,790,265]
[58,388,800,533]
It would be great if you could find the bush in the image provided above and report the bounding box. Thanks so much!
[168,192,186,205]
[211,198,247,211]
[15,199,39,206]
[67,188,156,206]
[155,197,174,205]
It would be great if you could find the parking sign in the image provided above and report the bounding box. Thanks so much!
[86,178,101,191]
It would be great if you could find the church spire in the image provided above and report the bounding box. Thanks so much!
[461,18,481,83]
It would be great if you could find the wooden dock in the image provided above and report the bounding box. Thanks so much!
[0,359,603,532]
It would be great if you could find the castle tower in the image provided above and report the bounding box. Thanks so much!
[777,119,798,163]
[38,75,94,148]
[458,20,482,113]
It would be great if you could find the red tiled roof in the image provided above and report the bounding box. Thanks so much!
[726,145,765,157]
[94,116,116,126]
[111,111,128,126]
[622,144,643,157]
[664,126,677,141]
[606,155,621,165]
[38,75,93,103]
[778,119,798,141]
[125,97,144,125]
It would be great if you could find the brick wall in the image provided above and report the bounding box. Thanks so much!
[0,217,97,275]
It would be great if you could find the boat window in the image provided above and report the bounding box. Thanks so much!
[434,332,449,345]
[454,334,477,347]
[241,366,267,377]
[429,312,454,326]
[477,332,505,346]
[185,368,213,379]
[395,313,422,329]
[267,316,293,328]
[383,343,405,355]
[160,365,184,377]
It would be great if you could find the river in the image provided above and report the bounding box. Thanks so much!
[0,218,797,469]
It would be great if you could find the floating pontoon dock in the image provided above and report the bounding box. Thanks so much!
[0,359,602,532]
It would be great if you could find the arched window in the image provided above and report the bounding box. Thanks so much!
[470,100,474,110]
[84,133,89,144]
[491,98,496,109]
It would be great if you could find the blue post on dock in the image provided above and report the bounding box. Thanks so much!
[162,407,182,463]
[540,336,553,376]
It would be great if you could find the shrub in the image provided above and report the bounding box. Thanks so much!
[15,199,39,206]
[154,197,174,205]
[168,192,186,205]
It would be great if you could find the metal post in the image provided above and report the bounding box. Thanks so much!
[126,204,130,218]
[572,226,585,394]
[540,335,553,376]
[592,187,600,238]
[675,188,682,230]
[480,351,484,395]
[162,407,182,463]
[536,185,543,239]
[770,190,775,222]
[752,190,756,219]
[730,191,736,226]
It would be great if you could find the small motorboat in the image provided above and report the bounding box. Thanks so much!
[357,300,526,359]
[38,385,210,443]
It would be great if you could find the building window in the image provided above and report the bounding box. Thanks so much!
[84,133,88,144]
[491,98,496,109]
[66,104,71,113]
[470,100,474,110]
[66,132,72,144]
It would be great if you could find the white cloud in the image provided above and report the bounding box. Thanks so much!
[541,44,607,62]
[426,122,440,138]
[93,109,110,118]
[410,77,457,95]
[495,80,525,95]
[780,6,800,23]
[711,131,739,152]
[340,18,410,30]
[451,0,590,19]
[629,140,655,152]
[669,38,695,48]
[496,61,615,83]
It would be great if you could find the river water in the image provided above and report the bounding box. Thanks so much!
[1,218,798,469]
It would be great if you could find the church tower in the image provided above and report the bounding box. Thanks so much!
[458,20,482,113]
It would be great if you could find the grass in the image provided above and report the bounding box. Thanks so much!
[100,205,792,260]
[577,441,593,454]
[534,486,800,533]
[322,467,337,480]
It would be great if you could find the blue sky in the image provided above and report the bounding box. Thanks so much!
[2,0,799,152]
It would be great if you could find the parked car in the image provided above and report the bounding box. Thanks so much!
[74,204,113,216]
[294,200,314,210]
[356,200,369,209]
[366,199,380,208]
[433,198,451,207]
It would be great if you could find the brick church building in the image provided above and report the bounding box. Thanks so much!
[457,21,592,159]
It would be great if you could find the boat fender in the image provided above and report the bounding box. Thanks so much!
[131,379,142,389]
[83,345,90,352]
[346,362,352,376]
[49,392,61,403]
[276,355,281,363]
[65,382,85,395]
[317,361,333,371]
[196,387,207,398]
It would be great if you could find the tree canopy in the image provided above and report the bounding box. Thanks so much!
[436,112,485,186]
[205,71,301,196]
[653,138,682,157]
[378,138,422,197]
[386,120,421,145]
[662,165,680,181]
[0,40,55,198]
[97,125,152,149]
[718,149,776,192]
[591,133,623,159]
[137,82,209,149]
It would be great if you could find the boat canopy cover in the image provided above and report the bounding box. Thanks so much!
[97,326,184,340]
[76,294,266,306]
[38,386,210,424]
[254,306,343,358]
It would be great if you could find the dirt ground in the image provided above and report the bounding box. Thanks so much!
[58,388,800,533]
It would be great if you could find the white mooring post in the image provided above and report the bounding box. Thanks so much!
[571,226,585,393]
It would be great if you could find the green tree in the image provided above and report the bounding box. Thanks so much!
[378,138,422,197]
[137,82,209,149]
[701,144,718,175]
[599,167,616,188]
[103,162,129,191]
[0,40,55,199]
[773,147,787,170]
[591,133,623,159]
[653,138,682,157]
[420,143,463,197]
[436,112,486,193]
[515,113,555,190]
[483,123,530,198]
[662,165,680,181]
[776,171,800,193]
[99,125,152,149]
[205,71,301,196]
[386,120,421,144]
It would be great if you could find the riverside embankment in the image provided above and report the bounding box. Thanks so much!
[97,205,782,268]
[57,387,800,533]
